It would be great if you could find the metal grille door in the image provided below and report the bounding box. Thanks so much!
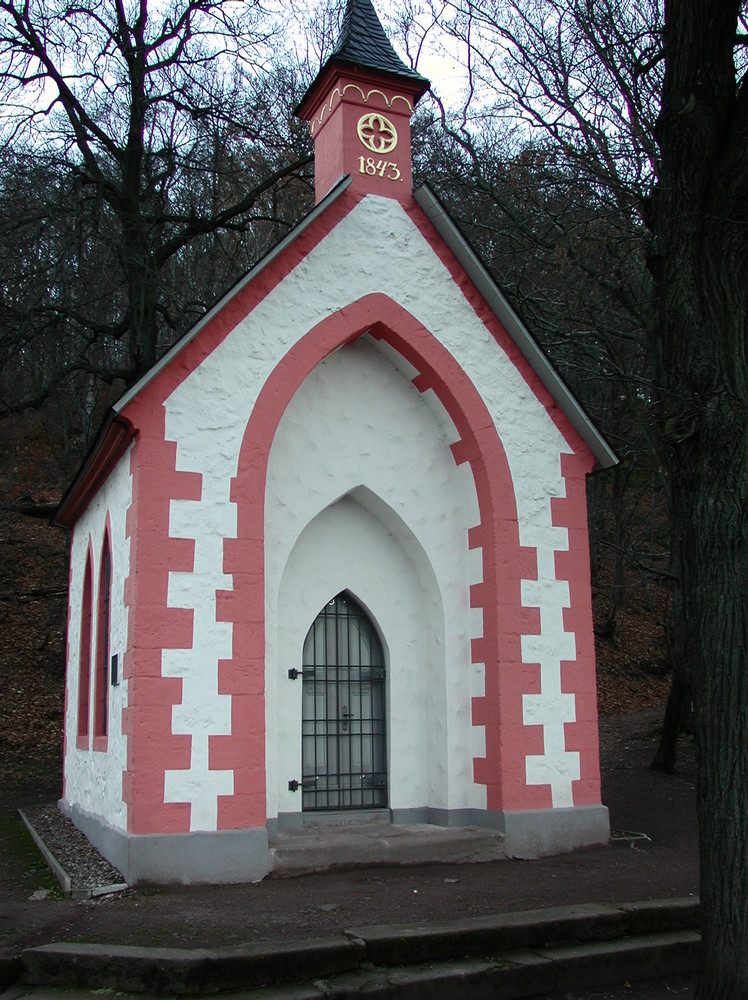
[301,593,387,811]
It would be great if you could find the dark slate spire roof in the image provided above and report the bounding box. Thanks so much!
[294,0,429,119]
[330,0,429,86]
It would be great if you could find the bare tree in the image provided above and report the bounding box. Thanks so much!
[0,0,314,432]
[654,5,748,997]
[405,1,748,995]
[411,106,669,639]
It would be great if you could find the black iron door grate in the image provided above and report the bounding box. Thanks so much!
[301,592,387,811]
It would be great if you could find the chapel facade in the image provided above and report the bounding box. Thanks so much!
[55,0,615,884]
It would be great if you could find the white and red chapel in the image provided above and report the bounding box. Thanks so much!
[55,0,615,884]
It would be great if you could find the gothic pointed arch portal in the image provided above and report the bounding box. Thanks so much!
[270,484,445,826]
[221,292,531,833]
[301,592,387,812]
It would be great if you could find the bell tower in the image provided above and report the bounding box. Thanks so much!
[295,0,430,204]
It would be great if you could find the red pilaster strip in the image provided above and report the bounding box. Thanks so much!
[120,406,203,835]
[553,451,602,807]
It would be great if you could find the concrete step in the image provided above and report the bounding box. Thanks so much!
[15,898,700,997]
[348,897,700,965]
[19,938,364,996]
[306,932,701,999]
[268,821,507,875]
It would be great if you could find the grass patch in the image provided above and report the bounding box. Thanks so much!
[2,811,64,898]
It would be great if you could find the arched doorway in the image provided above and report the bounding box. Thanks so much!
[301,592,387,812]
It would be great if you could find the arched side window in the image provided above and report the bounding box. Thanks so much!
[93,532,112,747]
[77,550,94,748]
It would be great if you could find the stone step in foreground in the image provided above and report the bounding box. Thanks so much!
[14,898,700,998]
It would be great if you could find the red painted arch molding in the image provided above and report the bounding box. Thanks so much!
[213,293,536,830]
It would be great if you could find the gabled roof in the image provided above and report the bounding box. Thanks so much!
[414,185,617,469]
[54,177,354,527]
[331,0,429,85]
[54,177,615,528]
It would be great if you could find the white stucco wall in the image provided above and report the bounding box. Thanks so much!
[265,338,481,820]
[64,445,132,828]
[161,194,580,829]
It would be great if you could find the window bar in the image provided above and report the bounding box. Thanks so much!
[314,614,319,809]
[358,616,364,803]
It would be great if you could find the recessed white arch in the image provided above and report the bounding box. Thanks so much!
[264,337,484,825]
[270,490,444,821]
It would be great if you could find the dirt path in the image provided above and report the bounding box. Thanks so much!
[0,709,698,965]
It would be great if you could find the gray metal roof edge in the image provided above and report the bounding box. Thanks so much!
[413,184,618,469]
[114,174,353,416]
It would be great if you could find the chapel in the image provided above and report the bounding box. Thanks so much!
[55,0,615,884]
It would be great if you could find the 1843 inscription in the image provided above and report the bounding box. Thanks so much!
[357,113,403,182]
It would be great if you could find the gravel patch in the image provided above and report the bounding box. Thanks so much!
[21,803,127,896]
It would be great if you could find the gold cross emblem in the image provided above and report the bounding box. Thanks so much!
[357,113,398,154]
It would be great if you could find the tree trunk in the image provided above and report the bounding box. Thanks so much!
[122,218,160,379]
[587,473,605,590]
[653,3,748,995]
[658,210,748,1000]
[655,181,748,1000]
[669,442,748,999]
[650,673,688,774]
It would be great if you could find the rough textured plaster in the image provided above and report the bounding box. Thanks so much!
[154,194,587,829]
[266,339,483,820]
[163,473,235,830]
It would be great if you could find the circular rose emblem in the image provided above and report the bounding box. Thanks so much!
[357,113,398,154]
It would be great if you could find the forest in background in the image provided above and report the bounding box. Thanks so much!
[0,0,676,709]
[1,2,747,995]
[0,0,680,789]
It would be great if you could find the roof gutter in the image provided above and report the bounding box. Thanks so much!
[53,413,136,528]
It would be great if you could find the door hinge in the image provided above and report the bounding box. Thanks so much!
[289,777,318,791]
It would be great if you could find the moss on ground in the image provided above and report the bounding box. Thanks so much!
[1,811,63,898]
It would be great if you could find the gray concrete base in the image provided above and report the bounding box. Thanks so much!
[59,800,270,885]
[272,809,392,833]
[274,804,606,859]
[275,806,505,833]
[59,798,608,884]
[391,807,504,830]
[502,804,610,858]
